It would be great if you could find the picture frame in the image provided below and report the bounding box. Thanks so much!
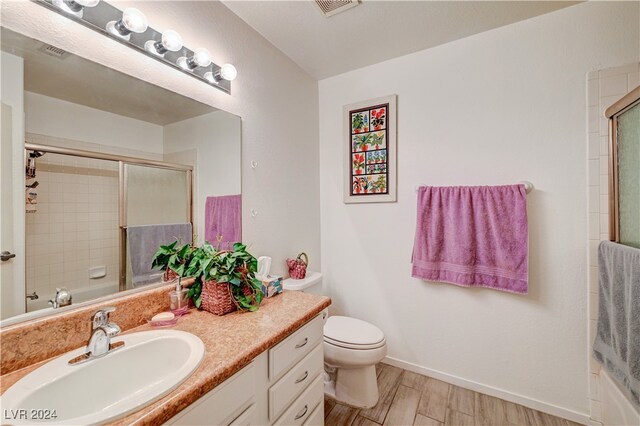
[343,94,397,203]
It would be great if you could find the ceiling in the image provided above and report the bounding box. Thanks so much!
[1,28,215,126]
[223,1,580,79]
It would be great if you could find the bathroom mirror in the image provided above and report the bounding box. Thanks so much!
[606,86,640,248]
[0,27,241,325]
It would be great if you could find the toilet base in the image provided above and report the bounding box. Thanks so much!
[325,364,379,408]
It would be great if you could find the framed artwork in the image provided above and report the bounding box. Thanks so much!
[344,95,397,203]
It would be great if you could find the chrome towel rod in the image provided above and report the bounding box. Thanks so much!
[414,181,534,194]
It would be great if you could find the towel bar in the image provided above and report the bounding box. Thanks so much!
[414,181,534,194]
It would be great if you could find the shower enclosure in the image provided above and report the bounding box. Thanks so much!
[24,143,192,312]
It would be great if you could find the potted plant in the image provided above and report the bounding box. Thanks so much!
[186,242,263,315]
[151,240,196,282]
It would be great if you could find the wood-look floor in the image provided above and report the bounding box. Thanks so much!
[324,363,582,426]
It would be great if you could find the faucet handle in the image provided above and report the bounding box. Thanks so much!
[92,307,116,329]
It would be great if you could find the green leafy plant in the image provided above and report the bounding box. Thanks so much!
[352,113,366,131]
[151,241,196,278]
[185,242,263,312]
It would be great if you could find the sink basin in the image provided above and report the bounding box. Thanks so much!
[1,329,205,425]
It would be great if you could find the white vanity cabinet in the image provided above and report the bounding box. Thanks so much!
[166,314,325,426]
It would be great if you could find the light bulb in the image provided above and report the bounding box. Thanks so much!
[121,8,148,33]
[52,0,99,17]
[204,63,237,84]
[145,30,183,56]
[106,8,148,40]
[192,48,211,67]
[219,64,237,81]
[75,0,99,6]
[177,48,211,70]
[161,30,183,52]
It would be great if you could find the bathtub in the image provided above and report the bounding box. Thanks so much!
[599,370,640,425]
[26,281,119,312]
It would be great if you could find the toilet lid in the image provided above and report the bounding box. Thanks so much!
[323,316,385,349]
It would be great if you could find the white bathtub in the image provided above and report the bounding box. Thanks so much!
[599,370,640,426]
[26,281,119,312]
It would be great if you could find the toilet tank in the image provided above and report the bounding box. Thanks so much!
[282,271,323,295]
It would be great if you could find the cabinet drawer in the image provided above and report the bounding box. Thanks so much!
[303,402,323,426]
[167,363,255,426]
[269,315,323,380]
[273,374,323,426]
[269,343,323,420]
[230,403,255,426]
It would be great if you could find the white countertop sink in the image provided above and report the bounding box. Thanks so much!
[1,329,205,425]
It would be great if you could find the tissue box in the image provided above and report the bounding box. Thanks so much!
[260,275,283,298]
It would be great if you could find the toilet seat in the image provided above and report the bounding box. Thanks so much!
[324,335,386,350]
[323,316,385,350]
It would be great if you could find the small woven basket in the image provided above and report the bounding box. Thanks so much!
[201,279,237,316]
[287,252,308,279]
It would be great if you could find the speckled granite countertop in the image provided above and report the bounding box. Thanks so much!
[0,290,331,425]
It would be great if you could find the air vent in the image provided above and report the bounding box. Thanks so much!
[314,0,360,18]
[38,44,69,59]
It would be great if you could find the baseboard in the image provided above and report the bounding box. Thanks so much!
[383,356,592,425]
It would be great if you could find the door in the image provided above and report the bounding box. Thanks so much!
[1,103,24,319]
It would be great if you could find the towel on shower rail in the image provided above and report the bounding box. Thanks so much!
[593,241,640,411]
[205,194,241,250]
[127,223,192,287]
[411,185,528,294]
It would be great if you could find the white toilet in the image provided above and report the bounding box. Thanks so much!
[283,272,387,408]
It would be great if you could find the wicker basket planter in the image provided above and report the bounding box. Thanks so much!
[201,279,237,316]
[163,268,179,282]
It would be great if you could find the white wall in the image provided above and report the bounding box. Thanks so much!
[163,110,242,244]
[0,51,26,319]
[0,0,320,277]
[318,1,639,421]
[25,92,164,154]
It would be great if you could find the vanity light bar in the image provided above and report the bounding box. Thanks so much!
[35,0,234,94]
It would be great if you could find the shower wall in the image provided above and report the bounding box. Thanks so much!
[586,62,640,424]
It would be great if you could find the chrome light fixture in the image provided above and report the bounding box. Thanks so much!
[144,30,183,56]
[52,0,99,18]
[204,63,237,84]
[177,48,211,70]
[35,0,234,94]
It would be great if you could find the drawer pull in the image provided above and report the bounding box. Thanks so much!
[295,370,309,384]
[295,338,308,349]
[294,405,308,420]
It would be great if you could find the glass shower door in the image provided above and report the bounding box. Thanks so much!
[123,164,192,290]
[616,102,640,248]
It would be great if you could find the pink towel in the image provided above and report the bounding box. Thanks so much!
[205,195,241,250]
[411,185,528,294]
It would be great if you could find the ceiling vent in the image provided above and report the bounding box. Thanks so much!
[314,0,360,18]
[38,44,69,59]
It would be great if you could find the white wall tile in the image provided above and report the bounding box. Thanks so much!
[600,135,609,156]
[599,194,609,215]
[589,186,600,213]
[589,213,600,239]
[599,74,628,98]
[629,72,639,90]
[599,174,609,194]
[589,159,600,185]
[588,106,600,133]
[588,132,600,159]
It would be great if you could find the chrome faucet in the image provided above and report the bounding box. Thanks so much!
[49,287,72,308]
[69,307,123,365]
